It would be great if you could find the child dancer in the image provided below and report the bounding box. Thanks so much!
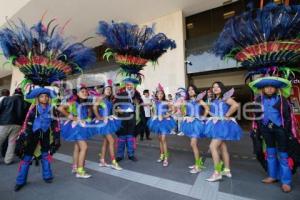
[180,85,209,173]
[15,88,60,191]
[148,84,176,167]
[205,81,242,182]
[93,85,122,170]
[58,85,93,178]
[249,77,293,192]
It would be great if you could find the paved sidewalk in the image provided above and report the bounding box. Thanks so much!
[0,136,299,200]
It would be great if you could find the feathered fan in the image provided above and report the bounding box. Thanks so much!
[97,21,176,84]
[0,18,96,86]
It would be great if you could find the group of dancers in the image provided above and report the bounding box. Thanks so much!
[14,78,243,189]
[12,77,295,193]
[0,0,299,194]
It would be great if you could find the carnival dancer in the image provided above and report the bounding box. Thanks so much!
[180,85,209,173]
[213,1,300,192]
[250,77,294,192]
[14,88,60,191]
[205,82,242,182]
[0,17,95,189]
[148,84,176,167]
[92,83,122,170]
[58,85,94,178]
[114,79,142,162]
[97,21,176,162]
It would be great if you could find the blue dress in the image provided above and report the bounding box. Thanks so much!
[61,102,93,141]
[147,101,176,135]
[204,99,242,140]
[93,98,122,135]
[180,100,206,138]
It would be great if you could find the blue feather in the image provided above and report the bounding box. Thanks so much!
[214,2,300,59]
[97,21,176,62]
[0,19,96,85]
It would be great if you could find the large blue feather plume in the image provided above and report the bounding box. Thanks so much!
[214,2,300,59]
[0,18,96,85]
[97,21,176,62]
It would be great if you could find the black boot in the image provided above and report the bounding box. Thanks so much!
[14,183,26,192]
[44,178,53,183]
[128,156,138,162]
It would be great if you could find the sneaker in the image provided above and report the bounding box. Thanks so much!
[157,155,164,163]
[163,160,169,167]
[177,132,184,136]
[190,167,201,174]
[188,165,195,169]
[99,160,110,167]
[76,171,92,179]
[111,161,122,171]
[71,168,77,174]
[170,131,177,135]
[221,170,232,178]
[206,172,222,182]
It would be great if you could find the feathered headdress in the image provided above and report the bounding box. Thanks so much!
[214,1,300,97]
[97,21,176,84]
[0,18,96,87]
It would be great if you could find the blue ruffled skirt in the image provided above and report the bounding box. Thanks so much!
[147,117,176,135]
[92,118,122,136]
[180,118,206,138]
[204,118,242,141]
[61,120,94,141]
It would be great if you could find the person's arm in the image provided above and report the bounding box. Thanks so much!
[199,99,209,118]
[163,102,175,118]
[224,97,239,119]
[58,103,77,121]
[93,99,104,121]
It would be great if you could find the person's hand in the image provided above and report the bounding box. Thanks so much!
[116,108,123,114]
[96,116,104,121]
[104,117,108,124]
[224,116,231,120]
[68,114,77,121]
